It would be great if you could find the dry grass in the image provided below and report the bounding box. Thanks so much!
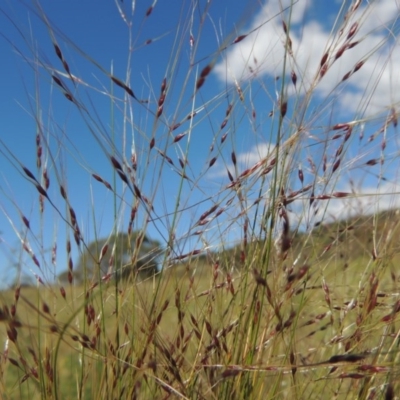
[0,252,399,399]
[1,0,400,398]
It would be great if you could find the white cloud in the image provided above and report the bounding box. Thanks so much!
[207,142,274,179]
[237,143,273,165]
[289,180,400,230]
[214,0,400,116]
[324,181,400,220]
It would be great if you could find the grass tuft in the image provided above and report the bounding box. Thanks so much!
[1,0,400,398]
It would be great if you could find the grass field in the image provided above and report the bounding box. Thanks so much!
[1,213,400,399]
[1,0,400,399]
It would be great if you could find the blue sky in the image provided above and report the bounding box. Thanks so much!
[0,0,399,286]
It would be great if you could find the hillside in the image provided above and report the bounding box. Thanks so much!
[191,208,400,272]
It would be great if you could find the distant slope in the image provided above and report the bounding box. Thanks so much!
[193,209,400,270]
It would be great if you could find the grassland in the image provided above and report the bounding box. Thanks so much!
[1,0,400,399]
[1,211,400,399]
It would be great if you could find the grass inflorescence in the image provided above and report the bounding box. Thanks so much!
[0,0,400,398]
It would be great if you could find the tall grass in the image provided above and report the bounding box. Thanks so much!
[1,0,400,398]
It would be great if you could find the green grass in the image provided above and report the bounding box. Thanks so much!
[0,234,399,399]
